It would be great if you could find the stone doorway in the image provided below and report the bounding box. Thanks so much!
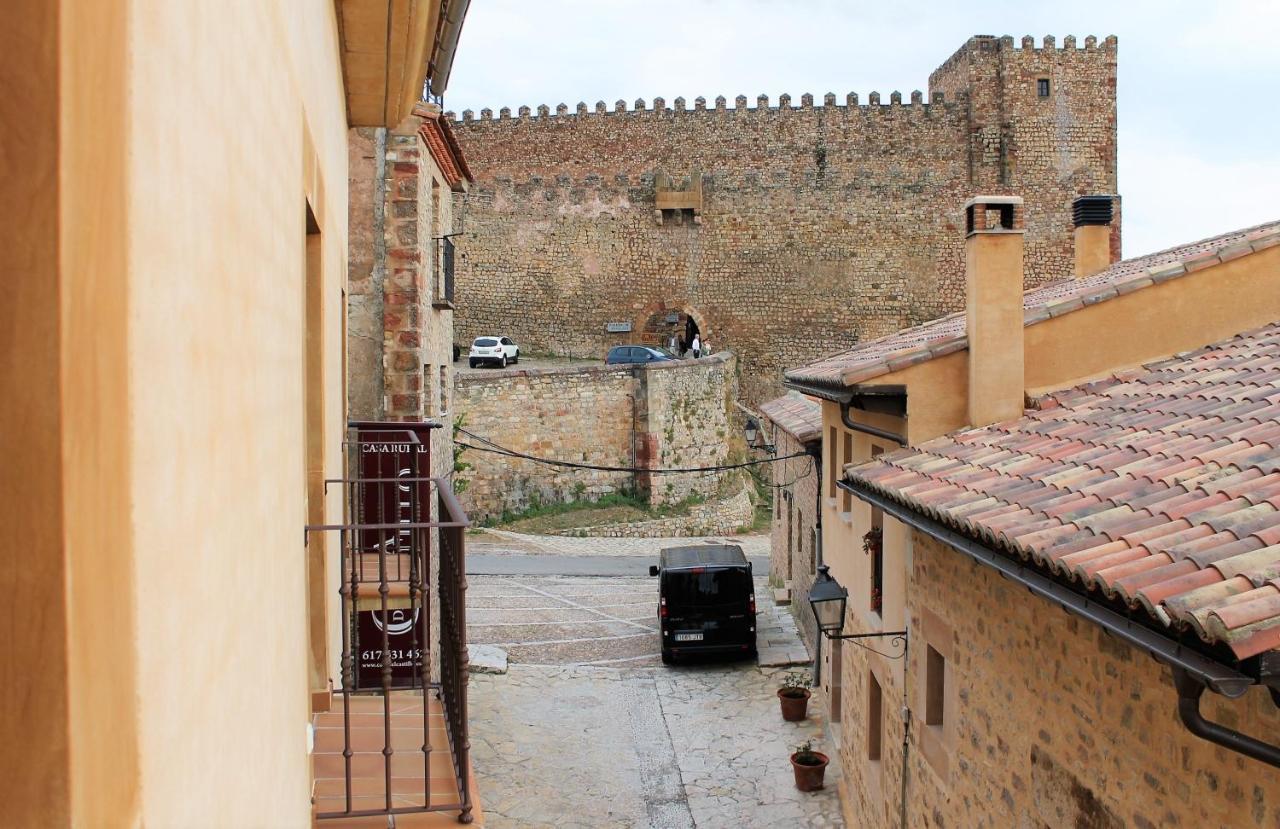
[639,305,704,357]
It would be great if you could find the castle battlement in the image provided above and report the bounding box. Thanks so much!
[931,34,1117,83]
[450,89,965,124]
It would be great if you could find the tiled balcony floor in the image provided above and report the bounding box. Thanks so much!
[312,691,482,827]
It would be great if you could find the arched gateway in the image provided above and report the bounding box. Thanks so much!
[636,303,709,356]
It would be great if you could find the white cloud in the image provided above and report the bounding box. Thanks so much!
[447,0,1280,253]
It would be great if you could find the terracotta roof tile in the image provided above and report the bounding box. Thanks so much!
[786,219,1280,388]
[759,391,822,444]
[844,321,1280,661]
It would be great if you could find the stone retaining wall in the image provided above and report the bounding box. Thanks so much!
[558,482,754,538]
[455,353,737,521]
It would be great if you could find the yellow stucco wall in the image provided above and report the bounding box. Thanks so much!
[126,3,348,825]
[5,2,352,825]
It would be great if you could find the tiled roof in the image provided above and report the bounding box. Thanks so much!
[759,392,822,443]
[786,220,1280,388]
[418,109,474,191]
[845,322,1280,661]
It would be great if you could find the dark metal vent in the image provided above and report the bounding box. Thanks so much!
[1073,195,1113,227]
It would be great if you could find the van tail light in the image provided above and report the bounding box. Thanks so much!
[660,596,667,618]
[749,594,756,614]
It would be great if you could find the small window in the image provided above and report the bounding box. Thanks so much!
[827,426,837,498]
[868,672,883,762]
[840,433,853,512]
[1037,78,1050,98]
[926,645,946,727]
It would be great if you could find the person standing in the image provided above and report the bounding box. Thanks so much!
[691,333,701,358]
[669,332,678,353]
[701,336,711,356]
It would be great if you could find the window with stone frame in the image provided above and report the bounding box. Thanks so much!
[1037,78,1051,98]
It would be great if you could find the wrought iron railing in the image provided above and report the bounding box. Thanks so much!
[309,421,472,824]
[441,236,455,305]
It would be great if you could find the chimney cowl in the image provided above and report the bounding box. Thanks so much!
[964,195,1025,236]
[1072,195,1115,227]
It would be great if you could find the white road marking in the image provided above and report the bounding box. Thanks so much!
[511,582,656,633]
[492,631,654,647]
[469,618,653,627]
[468,601,653,611]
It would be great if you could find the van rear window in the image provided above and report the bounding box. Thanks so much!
[664,568,751,606]
[474,338,498,347]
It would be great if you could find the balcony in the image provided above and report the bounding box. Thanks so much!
[308,422,478,825]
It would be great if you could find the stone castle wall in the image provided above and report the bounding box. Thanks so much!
[454,353,737,520]
[449,35,1118,401]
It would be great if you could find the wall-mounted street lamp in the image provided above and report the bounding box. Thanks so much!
[808,565,907,658]
[743,416,775,454]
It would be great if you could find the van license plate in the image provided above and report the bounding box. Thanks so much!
[675,632,703,642]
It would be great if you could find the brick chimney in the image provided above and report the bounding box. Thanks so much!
[1072,195,1114,279]
[964,195,1025,427]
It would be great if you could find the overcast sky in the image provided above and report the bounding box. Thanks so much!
[445,0,1278,258]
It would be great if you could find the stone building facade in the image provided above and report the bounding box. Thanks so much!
[447,34,1118,401]
[348,103,470,436]
[759,392,823,650]
[454,353,737,521]
[840,531,1280,828]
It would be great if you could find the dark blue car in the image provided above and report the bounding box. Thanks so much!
[606,345,677,365]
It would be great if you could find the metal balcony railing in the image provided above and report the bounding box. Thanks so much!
[441,236,455,305]
[308,421,472,824]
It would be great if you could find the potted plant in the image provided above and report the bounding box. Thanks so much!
[870,586,883,614]
[862,526,882,556]
[790,739,830,791]
[777,670,811,721]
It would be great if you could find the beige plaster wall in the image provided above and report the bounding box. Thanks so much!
[124,1,348,825]
[1024,245,1280,395]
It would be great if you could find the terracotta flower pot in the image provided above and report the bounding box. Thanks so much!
[777,687,811,721]
[791,750,829,791]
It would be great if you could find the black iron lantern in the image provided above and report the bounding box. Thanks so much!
[808,565,849,637]
[743,416,775,454]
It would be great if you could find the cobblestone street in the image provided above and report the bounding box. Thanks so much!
[466,557,844,828]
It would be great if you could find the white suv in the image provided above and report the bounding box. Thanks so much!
[468,336,520,368]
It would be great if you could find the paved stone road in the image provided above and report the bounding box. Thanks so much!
[467,568,843,828]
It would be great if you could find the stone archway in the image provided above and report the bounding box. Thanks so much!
[635,301,710,356]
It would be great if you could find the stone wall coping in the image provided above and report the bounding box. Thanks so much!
[455,351,732,385]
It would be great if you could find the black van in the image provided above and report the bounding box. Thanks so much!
[648,544,756,664]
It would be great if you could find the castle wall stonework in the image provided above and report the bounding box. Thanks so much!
[449,35,1118,401]
[454,354,737,520]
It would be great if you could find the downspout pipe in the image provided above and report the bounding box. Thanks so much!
[1173,669,1280,770]
[840,399,906,447]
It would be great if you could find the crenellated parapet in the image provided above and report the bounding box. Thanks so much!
[450,88,966,124]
